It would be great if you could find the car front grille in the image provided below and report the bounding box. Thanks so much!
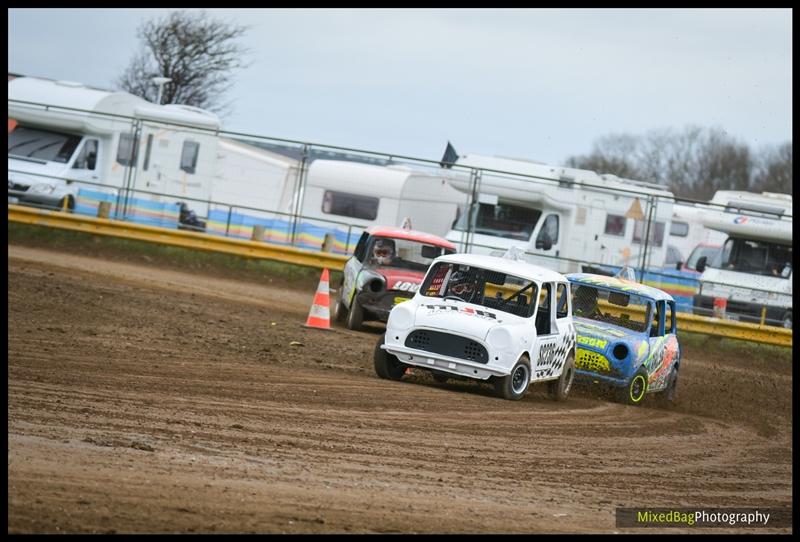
[405,329,489,364]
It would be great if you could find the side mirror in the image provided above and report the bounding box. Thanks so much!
[695,256,707,273]
[535,233,553,251]
[675,261,683,271]
[86,151,97,171]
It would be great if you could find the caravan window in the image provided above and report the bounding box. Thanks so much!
[322,191,379,220]
[604,214,627,237]
[116,133,139,167]
[452,202,541,241]
[632,220,665,247]
[8,125,81,163]
[669,221,689,237]
[180,140,200,174]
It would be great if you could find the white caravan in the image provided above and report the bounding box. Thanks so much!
[442,153,675,274]
[289,160,465,252]
[692,191,792,328]
[8,76,221,220]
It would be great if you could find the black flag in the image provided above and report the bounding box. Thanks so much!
[440,141,458,169]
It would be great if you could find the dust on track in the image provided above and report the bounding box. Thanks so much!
[7,245,793,533]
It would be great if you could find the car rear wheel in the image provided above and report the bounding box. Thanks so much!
[494,355,531,401]
[547,352,575,401]
[622,367,649,406]
[655,366,679,406]
[374,334,405,381]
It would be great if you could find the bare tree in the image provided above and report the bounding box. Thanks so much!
[564,125,773,200]
[752,142,792,195]
[116,10,250,116]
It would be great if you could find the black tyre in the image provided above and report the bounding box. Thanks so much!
[494,355,531,401]
[431,371,449,384]
[655,366,679,406]
[374,334,405,381]
[547,352,575,402]
[622,367,649,406]
[346,296,364,331]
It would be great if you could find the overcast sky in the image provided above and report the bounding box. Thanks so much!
[8,8,792,166]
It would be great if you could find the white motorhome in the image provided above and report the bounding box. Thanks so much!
[666,202,728,270]
[8,76,221,223]
[692,191,793,328]
[441,153,675,275]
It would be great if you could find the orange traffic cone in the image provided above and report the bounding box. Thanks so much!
[303,268,334,331]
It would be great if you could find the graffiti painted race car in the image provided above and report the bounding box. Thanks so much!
[567,273,681,405]
[334,225,456,330]
[375,252,577,401]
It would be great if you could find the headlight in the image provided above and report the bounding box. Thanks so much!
[611,342,629,361]
[357,270,385,293]
[487,327,512,350]
[30,183,56,194]
[388,304,414,330]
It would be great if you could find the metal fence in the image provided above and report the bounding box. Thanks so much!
[7,95,793,328]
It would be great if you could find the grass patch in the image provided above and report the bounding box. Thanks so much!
[8,222,343,291]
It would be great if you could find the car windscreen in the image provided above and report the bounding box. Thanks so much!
[571,283,652,333]
[8,125,82,163]
[420,261,538,318]
[364,237,451,272]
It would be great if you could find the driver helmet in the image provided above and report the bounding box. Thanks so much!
[449,269,478,299]
[372,238,395,265]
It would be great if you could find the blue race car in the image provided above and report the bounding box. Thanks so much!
[566,273,681,406]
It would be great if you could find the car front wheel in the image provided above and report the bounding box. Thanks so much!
[622,367,649,406]
[374,334,406,381]
[494,355,531,401]
[346,295,364,331]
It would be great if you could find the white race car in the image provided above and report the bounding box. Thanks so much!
[375,252,577,401]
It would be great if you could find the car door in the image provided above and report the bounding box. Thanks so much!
[532,282,560,381]
[644,300,679,391]
[341,232,369,308]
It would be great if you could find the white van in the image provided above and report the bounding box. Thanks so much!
[8,77,221,224]
[441,152,676,274]
[692,191,792,328]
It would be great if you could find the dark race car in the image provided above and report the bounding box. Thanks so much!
[334,225,456,330]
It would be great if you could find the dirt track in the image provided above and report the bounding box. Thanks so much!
[7,245,793,533]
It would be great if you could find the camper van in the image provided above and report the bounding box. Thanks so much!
[8,76,222,225]
[692,191,793,328]
[441,152,675,275]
